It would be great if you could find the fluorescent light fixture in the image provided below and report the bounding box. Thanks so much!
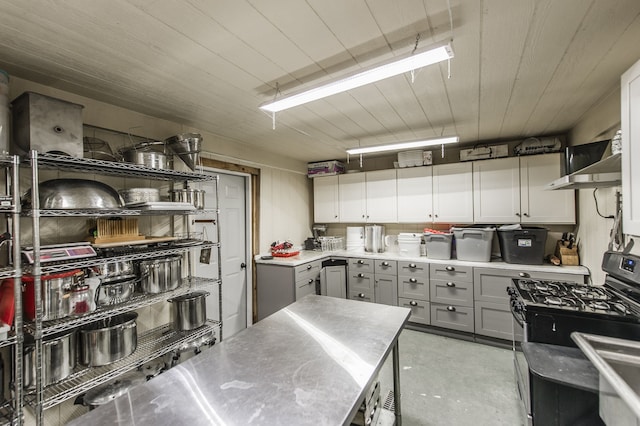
[260,40,454,113]
[346,136,459,155]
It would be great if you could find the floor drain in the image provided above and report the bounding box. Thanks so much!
[382,390,395,411]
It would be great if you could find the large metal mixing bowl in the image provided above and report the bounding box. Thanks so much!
[22,178,124,209]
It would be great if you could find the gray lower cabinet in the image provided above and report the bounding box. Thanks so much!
[429,263,474,332]
[473,267,585,340]
[398,261,429,323]
[348,259,374,302]
[348,258,397,305]
[257,260,321,320]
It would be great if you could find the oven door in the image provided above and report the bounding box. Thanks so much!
[511,300,532,425]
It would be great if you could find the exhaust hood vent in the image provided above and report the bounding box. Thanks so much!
[546,154,621,190]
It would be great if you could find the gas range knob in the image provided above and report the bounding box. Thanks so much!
[507,287,516,296]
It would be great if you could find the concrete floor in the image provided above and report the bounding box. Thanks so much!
[378,329,522,426]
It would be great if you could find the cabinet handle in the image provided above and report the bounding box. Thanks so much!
[357,260,364,265]
[435,214,438,218]
[428,214,432,218]
[382,261,389,267]
[409,263,417,268]
[308,279,314,284]
[409,278,418,283]
[358,293,365,298]
[362,215,365,218]
[446,306,456,312]
[446,282,456,287]
[445,266,455,272]
[334,215,338,218]
[519,272,529,278]
[515,213,521,217]
[409,301,418,307]
[523,213,529,217]
[357,273,365,278]
[306,265,312,270]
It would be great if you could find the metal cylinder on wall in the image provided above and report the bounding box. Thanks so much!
[0,69,8,153]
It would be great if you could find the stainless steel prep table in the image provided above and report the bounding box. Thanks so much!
[68,295,411,426]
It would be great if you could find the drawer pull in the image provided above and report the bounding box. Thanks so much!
[382,261,389,267]
[308,279,314,284]
[409,263,417,268]
[519,272,529,278]
[409,301,418,307]
[306,265,312,270]
[446,282,456,288]
[357,273,365,278]
[357,260,365,265]
[409,278,418,283]
[445,266,455,272]
[446,306,456,312]
[358,293,365,298]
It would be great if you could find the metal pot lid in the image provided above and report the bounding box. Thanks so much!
[170,291,209,303]
[83,373,146,406]
[100,274,137,284]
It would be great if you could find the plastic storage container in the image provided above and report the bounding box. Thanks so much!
[452,226,495,262]
[424,232,452,260]
[497,226,548,265]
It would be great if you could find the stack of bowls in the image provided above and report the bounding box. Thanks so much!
[397,233,422,257]
[346,226,364,252]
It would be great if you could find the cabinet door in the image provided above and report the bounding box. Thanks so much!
[339,173,366,223]
[473,157,520,223]
[323,265,347,298]
[313,175,339,223]
[474,301,514,341]
[622,59,640,236]
[433,162,474,223]
[366,169,397,223]
[520,154,575,224]
[375,274,398,306]
[397,167,433,223]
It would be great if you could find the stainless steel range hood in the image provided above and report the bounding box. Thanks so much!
[546,153,621,190]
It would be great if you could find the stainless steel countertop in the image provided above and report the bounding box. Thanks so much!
[68,295,411,426]
[254,250,590,276]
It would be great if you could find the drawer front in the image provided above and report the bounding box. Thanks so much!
[430,303,474,332]
[431,279,473,306]
[349,258,375,273]
[374,259,397,275]
[295,278,317,300]
[398,261,429,279]
[474,301,518,341]
[430,263,473,282]
[349,272,375,292]
[398,298,430,325]
[294,261,322,282]
[398,275,429,301]
[349,289,374,303]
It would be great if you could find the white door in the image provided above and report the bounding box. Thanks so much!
[472,157,520,223]
[366,169,397,223]
[194,173,249,340]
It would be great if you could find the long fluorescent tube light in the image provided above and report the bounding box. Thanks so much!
[346,136,459,155]
[260,40,454,113]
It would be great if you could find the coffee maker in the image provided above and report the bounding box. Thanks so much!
[304,224,327,250]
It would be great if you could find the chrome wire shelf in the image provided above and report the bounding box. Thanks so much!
[23,242,220,276]
[21,208,220,217]
[23,153,217,182]
[24,320,220,410]
[0,400,18,426]
[24,277,220,337]
[0,267,18,280]
[0,333,17,349]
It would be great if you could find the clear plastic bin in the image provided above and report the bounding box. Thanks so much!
[452,226,495,262]
[424,233,452,260]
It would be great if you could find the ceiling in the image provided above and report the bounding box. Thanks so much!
[0,0,639,164]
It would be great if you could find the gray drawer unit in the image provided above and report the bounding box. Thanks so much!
[296,277,317,300]
[349,258,375,273]
[474,300,522,341]
[431,278,473,307]
[349,271,375,293]
[374,259,397,275]
[398,298,430,325]
[350,289,374,303]
[430,263,473,282]
[295,260,322,284]
[398,261,429,277]
[431,303,474,332]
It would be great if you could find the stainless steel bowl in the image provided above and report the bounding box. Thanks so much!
[78,312,138,367]
[169,188,205,209]
[118,188,160,205]
[119,147,167,169]
[90,260,135,282]
[95,277,136,306]
[22,179,124,209]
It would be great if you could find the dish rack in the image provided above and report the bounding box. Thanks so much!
[318,236,344,252]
